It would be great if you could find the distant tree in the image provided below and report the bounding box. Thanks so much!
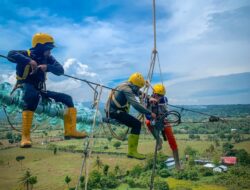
[53,147,57,155]
[29,176,37,190]
[107,136,112,142]
[88,170,102,189]
[94,156,103,171]
[19,170,37,190]
[64,175,71,188]
[14,133,22,142]
[114,165,121,176]
[16,156,25,169]
[214,139,220,147]
[79,176,85,189]
[6,132,13,140]
[233,133,241,143]
[8,139,14,144]
[103,164,110,176]
[212,153,221,165]
[219,132,226,141]
[100,174,119,189]
[184,146,197,157]
[154,177,169,190]
[195,135,200,140]
[227,134,233,142]
[236,149,250,165]
[188,134,195,139]
[113,141,121,149]
[223,143,234,155]
[104,145,109,150]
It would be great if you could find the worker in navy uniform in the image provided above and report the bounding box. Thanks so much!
[106,72,156,159]
[8,33,86,148]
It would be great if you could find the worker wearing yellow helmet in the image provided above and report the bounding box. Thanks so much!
[7,33,86,148]
[145,83,181,170]
[106,72,156,160]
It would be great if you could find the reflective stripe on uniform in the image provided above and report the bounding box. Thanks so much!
[16,50,31,81]
[16,64,30,80]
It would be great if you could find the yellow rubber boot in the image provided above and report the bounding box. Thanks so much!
[20,111,34,148]
[64,107,87,139]
[127,134,146,160]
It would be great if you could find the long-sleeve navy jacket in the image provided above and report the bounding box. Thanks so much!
[7,49,64,89]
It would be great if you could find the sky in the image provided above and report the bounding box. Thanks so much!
[0,0,250,105]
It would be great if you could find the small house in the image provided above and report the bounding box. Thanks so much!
[221,157,237,165]
[203,163,215,168]
[165,157,175,169]
[213,165,228,173]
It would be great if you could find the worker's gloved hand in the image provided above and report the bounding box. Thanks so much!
[151,112,157,119]
[29,60,38,75]
[37,64,47,72]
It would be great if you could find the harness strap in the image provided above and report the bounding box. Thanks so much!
[111,90,127,109]
[16,64,30,80]
[16,50,31,81]
[105,83,130,115]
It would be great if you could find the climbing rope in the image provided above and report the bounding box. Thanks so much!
[75,85,103,190]
[2,104,39,132]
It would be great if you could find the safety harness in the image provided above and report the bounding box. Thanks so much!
[104,83,131,140]
[11,50,47,95]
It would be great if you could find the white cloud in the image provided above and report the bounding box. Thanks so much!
[0,72,16,85]
[63,58,97,77]
[0,2,250,104]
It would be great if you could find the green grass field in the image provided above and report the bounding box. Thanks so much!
[0,147,230,190]
[1,132,250,189]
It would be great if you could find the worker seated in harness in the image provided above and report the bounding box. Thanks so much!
[145,84,181,169]
[106,72,156,160]
[7,33,86,148]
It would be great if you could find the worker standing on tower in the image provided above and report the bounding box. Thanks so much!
[8,33,87,148]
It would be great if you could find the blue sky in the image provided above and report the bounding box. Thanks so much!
[0,0,250,104]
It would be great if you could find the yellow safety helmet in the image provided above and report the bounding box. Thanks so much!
[153,83,166,96]
[32,33,55,48]
[128,72,145,88]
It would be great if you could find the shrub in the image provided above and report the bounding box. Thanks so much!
[184,146,197,157]
[113,141,121,149]
[154,178,169,190]
[144,153,167,171]
[199,167,213,177]
[103,164,109,176]
[159,169,171,178]
[188,170,199,181]
[125,176,149,188]
[100,174,119,189]
[173,170,189,180]
[130,165,143,177]
[87,170,102,189]
[104,145,109,149]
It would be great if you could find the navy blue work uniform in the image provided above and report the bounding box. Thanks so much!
[7,47,74,111]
